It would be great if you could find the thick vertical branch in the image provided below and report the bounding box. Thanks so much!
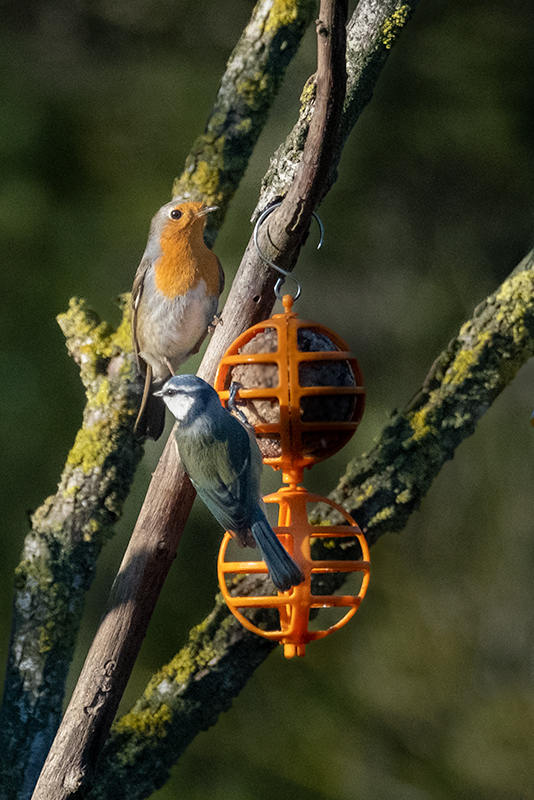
[256,0,419,213]
[30,2,349,798]
[1,4,315,798]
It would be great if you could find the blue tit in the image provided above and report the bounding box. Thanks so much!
[155,374,304,591]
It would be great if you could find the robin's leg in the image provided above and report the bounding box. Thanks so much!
[208,313,222,335]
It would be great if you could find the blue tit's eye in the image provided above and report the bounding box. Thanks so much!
[170,209,182,220]
[165,388,178,397]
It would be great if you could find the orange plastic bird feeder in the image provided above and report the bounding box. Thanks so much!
[214,295,370,657]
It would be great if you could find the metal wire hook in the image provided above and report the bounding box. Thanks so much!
[253,202,324,300]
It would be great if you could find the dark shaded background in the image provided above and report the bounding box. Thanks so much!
[1,1,534,797]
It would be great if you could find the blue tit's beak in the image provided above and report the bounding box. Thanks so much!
[153,388,164,397]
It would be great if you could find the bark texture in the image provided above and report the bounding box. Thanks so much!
[0,298,143,799]
[254,0,419,216]
[1,3,315,797]
[316,250,534,539]
[172,0,316,245]
[89,248,534,800]
[30,2,349,797]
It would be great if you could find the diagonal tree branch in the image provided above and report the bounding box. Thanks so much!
[0,298,143,800]
[89,246,534,800]
[172,0,316,244]
[31,2,350,798]
[255,0,419,216]
[0,3,314,797]
[315,249,534,538]
[52,1,425,796]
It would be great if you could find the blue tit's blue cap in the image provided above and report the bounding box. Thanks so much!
[154,373,214,397]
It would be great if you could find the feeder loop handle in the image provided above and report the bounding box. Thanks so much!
[253,202,324,301]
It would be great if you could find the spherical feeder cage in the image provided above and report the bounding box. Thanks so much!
[215,295,366,485]
[214,295,369,657]
[217,487,370,658]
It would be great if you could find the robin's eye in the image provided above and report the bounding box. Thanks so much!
[170,209,182,220]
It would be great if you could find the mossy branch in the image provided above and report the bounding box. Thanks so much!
[31,0,432,791]
[31,3,350,797]
[255,0,419,216]
[1,3,314,795]
[88,248,534,800]
[87,597,274,800]
[172,0,316,245]
[315,249,534,539]
[0,297,143,799]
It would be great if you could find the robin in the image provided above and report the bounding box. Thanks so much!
[131,200,224,439]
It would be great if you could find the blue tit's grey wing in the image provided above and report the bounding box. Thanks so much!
[179,415,258,538]
[189,459,251,537]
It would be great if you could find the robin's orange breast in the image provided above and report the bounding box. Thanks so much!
[154,222,221,299]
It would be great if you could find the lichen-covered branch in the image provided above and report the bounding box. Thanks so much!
[314,249,534,539]
[87,597,275,800]
[255,0,419,215]
[30,4,350,797]
[87,249,534,799]
[1,4,315,796]
[172,0,316,245]
[0,298,143,799]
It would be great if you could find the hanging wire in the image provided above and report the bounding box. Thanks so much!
[253,202,324,300]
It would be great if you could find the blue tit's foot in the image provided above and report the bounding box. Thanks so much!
[227,382,251,428]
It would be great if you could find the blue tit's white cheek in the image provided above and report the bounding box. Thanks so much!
[165,393,195,421]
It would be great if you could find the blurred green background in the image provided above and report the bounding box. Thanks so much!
[2,0,534,797]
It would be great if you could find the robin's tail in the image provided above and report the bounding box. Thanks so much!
[134,365,166,440]
[251,512,304,592]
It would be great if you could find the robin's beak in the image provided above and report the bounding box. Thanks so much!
[195,205,218,218]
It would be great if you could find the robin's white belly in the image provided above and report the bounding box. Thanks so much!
[138,277,217,380]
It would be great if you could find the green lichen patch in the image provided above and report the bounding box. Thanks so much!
[381,5,411,50]
[173,139,225,210]
[495,270,534,345]
[368,505,395,526]
[112,295,135,355]
[58,298,114,375]
[396,489,411,504]
[14,553,53,595]
[265,0,300,34]
[146,609,233,696]
[408,406,434,441]
[237,72,274,112]
[190,159,222,202]
[442,332,491,387]
[300,77,316,107]
[115,704,172,740]
[66,419,116,472]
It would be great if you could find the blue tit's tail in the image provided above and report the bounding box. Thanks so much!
[251,512,304,592]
